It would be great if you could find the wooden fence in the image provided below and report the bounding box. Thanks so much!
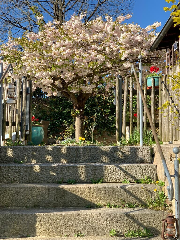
[1,64,180,144]
[121,75,180,143]
[0,65,32,145]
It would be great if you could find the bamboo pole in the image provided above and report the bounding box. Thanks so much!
[122,76,128,138]
[137,83,140,130]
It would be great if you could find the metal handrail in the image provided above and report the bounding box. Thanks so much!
[132,63,174,201]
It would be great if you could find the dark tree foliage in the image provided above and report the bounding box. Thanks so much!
[32,87,116,140]
[0,0,134,41]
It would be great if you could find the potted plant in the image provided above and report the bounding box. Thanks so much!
[146,66,161,89]
[31,115,44,145]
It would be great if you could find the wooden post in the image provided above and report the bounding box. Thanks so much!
[16,78,20,141]
[151,77,155,126]
[166,51,168,75]
[21,77,27,143]
[29,80,32,143]
[9,105,12,139]
[144,77,147,131]
[159,76,162,141]
[116,76,122,142]
[164,75,169,142]
[122,77,128,138]
[2,100,6,141]
[0,61,3,145]
[169,76,173,142]
[129,77,133,136]
[2,78,7,141]
[26,80,30,143]
[172,45,174,69]
[161,75,166,142]
[169,49,171,73]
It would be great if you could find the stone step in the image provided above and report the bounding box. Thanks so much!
[0,208,167,238]
[0,146,152,164]
[0,183,160,208]
[0,163,157,184]
[0,236,163,240]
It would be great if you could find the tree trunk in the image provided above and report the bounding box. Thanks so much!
[62,90,91,142]
[54,0,65,24]
[75,112,83,142]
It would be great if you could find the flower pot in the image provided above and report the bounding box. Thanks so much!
[31,125,44,145]
[147,77,159,89]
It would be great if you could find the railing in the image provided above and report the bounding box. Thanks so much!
[132,60,180,239]
[132,62,174,200]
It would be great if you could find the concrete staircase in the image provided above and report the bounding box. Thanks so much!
[0,146,168,239]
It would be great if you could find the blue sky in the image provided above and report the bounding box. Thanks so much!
[126,0,173,32]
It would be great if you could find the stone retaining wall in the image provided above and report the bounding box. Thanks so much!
[153,143,180,214]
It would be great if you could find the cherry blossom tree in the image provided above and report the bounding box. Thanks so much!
[0,14,164,141]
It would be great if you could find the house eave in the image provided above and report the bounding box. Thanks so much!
[151,3,180,51]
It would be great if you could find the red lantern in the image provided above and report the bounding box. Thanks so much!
[162,215,179,240]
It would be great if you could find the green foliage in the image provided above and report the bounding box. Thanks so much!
[32,87,159,146]
[147,191,168,210]
[96,203,103,208]
[84,91,116,140]
[14,160,24,164]
[135,176,153,184]
[124,203,140,208]
[74,232,84,237]
[109,229,117,237]
[5,138,24,146]
[106,203,120,208]
[57,179,64,184]
[91,178,103,184]
[122,179,130,184]
[146,73,162,78]
[135,177,165,186]
[32,93,73,138]
[155,180,165,186]
[67,179,77,184]
[60,138,77,145]
[32,88,116,141]
[105,201,145,209]
[124,228,153,238]
[120,128,155,146]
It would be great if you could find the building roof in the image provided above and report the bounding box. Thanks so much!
[151,3,180,51]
